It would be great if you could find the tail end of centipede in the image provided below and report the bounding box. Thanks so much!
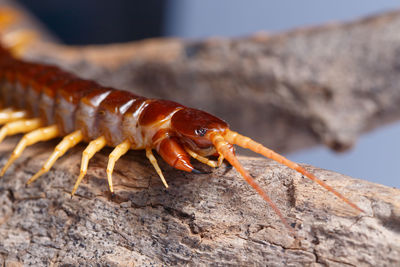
[224,130,364,214]
[210,132,296,237]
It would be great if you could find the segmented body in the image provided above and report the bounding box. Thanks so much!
[0,11,364,236]
[0,46,227,190]
[1,56,183,150]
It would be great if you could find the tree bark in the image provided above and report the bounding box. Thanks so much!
[0,139,399,266]
[0,3,399,266]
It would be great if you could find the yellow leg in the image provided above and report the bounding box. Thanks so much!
[106,139,131,194]
[27,130,83,185]
[146,148,168,189]
[0,118,42,144]
[0,109,27,124]
[71,136,107,196]
[184,146,224,168]
[0,125,60,176]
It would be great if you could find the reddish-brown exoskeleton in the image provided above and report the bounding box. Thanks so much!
[0,8,363,235]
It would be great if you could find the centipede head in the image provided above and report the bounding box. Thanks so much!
[171,108,296,234]
[171,108,363,236]
[171,108,233,157]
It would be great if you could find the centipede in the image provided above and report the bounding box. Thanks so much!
[0,8,363,236]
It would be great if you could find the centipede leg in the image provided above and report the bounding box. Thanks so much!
[184,146,224,168]
[0,118,42,144]
[0,125,60,176]
[27,130,83,185]
[146,147,168,188]
[0,109,27,124]
[106,139,131,195]
[71,136,107,196]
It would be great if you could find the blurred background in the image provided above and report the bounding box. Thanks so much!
[17,0,400,188]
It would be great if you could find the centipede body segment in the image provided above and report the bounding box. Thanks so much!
[0,10,363,235]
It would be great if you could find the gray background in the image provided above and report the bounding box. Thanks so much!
[166,0,400,188]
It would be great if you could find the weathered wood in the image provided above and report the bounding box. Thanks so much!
[0,138,399,266]
[22,10,400,154]
[0,3,399,266]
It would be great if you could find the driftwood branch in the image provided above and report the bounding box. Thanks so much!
[0,3,399,266]
[20,10,400,153]
[0,139,399,266]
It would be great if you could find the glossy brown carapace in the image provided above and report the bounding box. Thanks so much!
[0,12,363,236]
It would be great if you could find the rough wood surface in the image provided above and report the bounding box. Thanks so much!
[21,10,400,153]
[0,4,399,266]
[0,138,399,266]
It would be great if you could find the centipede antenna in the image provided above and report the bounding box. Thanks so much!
[224,130,364,213]
[211,133,296,236]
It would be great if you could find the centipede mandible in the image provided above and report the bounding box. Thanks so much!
[0,8,363,236]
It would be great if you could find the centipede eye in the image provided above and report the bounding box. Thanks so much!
[195,128,207,137]
[171,108,228,143]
